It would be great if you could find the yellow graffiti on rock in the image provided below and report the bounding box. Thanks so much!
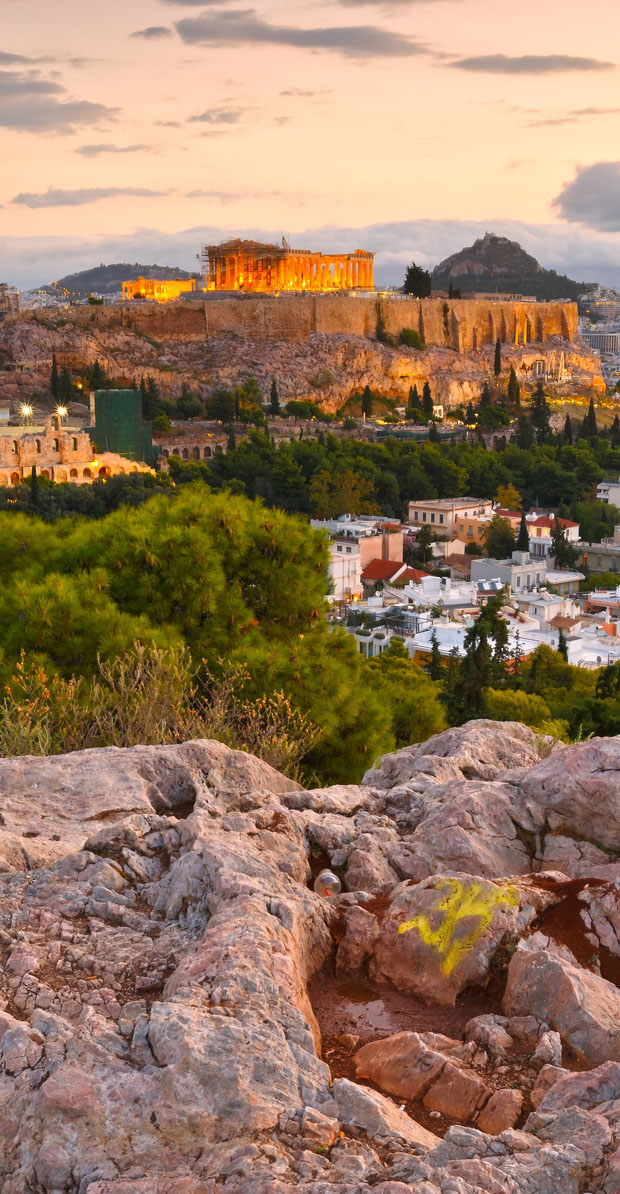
[397,878,519,975]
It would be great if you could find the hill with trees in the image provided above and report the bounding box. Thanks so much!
[432,232,592,301]
[39,263,196,297]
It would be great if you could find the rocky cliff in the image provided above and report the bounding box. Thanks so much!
[1,722,620,1192]
[0,307,604,412]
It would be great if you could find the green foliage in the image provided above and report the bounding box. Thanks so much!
[270,377,280,415]
[361,386,373,418]
[422,381,433,417]
[366,639,446,747]
[152,414,171,435]
[529,381,551,444]
[403,262,431,298]
[581,397,598,440]
[484,514,515,560]
[443,592,508,723]
[494,338,502,377]
[310,469,377,518]
[507,365,520,410]
[285,400,325,420]
[484,686,568,739]
[399,328,425,350]
[206,389,235,423]
[580,571,620,592]
[550,522,577,569]
[516,512,529,551]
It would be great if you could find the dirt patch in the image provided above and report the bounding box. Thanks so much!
[528,876,620,988]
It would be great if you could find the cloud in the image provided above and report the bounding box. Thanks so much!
[12,187,168,209]
[188,106,248,124]
[553,162,620,232]
[449,53,615,74]
[186,189,283,202]
[174,9,428,58]
[130,25,173,39]
[281,87,331,97]
[0,68,118,133]
[526,106,620,128]
[0,51,33,65]
[75,143,154,157]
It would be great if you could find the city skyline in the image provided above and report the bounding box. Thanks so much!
[2,0,620,287]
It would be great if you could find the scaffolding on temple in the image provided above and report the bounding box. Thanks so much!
[200,238,374,293]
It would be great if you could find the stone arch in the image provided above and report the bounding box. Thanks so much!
[192,446,201,460]
[55,470,67,482]
[69,468,78,478]
[161,448,169,458]
[99,466,111,477]
[40,469,51,480]
[182,448,189,460]
[203,445,212,458]
[172,447,179,456]
[83,468,92,479]
[10,472,20,486]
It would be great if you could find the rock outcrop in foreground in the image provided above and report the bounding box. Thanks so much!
[1,724,620,1192]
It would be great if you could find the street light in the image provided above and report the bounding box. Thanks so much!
[56,405,68,425]
[20,404,33,426]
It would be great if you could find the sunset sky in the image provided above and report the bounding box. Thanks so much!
[3,0,620,287]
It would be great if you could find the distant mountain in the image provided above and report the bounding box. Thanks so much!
[39,263,197,297]
[432,232,592,302]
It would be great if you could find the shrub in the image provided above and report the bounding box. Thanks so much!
[398,328,425,350]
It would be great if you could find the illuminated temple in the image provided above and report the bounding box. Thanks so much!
[201,238,374,293]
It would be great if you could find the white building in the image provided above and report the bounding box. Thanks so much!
[597,476,620,507]
[328,539,363,602]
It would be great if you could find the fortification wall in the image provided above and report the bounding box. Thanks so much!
[23,295,578,349]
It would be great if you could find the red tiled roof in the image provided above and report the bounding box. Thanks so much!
[361,558,428,583]
[529,515,579,530]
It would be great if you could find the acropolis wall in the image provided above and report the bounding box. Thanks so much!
[20,295,579,350]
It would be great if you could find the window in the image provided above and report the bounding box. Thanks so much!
[346,546,351,554]
[71,437,78,451]
[431,513,435,523]
[515,576,521,588]
[467,527,473,537]
[336,545,342,552]
[439,514,444,525]
[35,440,41,453]
[459,524,465,533]
[53,439,59,451]
[11,441,17,454]
[422,512,427,522]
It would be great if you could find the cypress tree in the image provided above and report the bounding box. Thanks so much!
[427,630,442,680]
[480,382,492,409]
[563,413,573,444]
[494,338,502,378]
[530,381,551,444]
[422,381,433,416]
[557,629,568,662]
[507,364,520,410]
[90,360,105,391]
[465,401,476,425]
[270,377,280,415]
[227,425,236,451]
[407,384,420,413]
[584,397,598,438]
[516,512,529,552]
[611,414,620,449]
[30,465,39,508]
[51,353,59,399]
[58,366,73,404]
[361,385,373,417]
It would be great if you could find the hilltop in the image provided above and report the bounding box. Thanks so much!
[39,262,196,298]
[433,232,591,301]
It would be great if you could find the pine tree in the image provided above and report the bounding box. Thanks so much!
[361,386,373,417]
[516,512,529,552]
[494,338,502,378]
[465,401,476,425]
[507,364,520,410]
[422,381,433,417]
[403,262,431,298]
[515,415,534,449]
[480,382,492,409]
[563,414,573,444]
[270,377,280,416]
[51,353,59,400]
[557,628,568,662]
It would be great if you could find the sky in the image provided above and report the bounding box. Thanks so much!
[2,0,620,288]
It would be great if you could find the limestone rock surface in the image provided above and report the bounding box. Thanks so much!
[0,723,618,1192]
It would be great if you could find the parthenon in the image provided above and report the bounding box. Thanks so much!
[201,238,374,293]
